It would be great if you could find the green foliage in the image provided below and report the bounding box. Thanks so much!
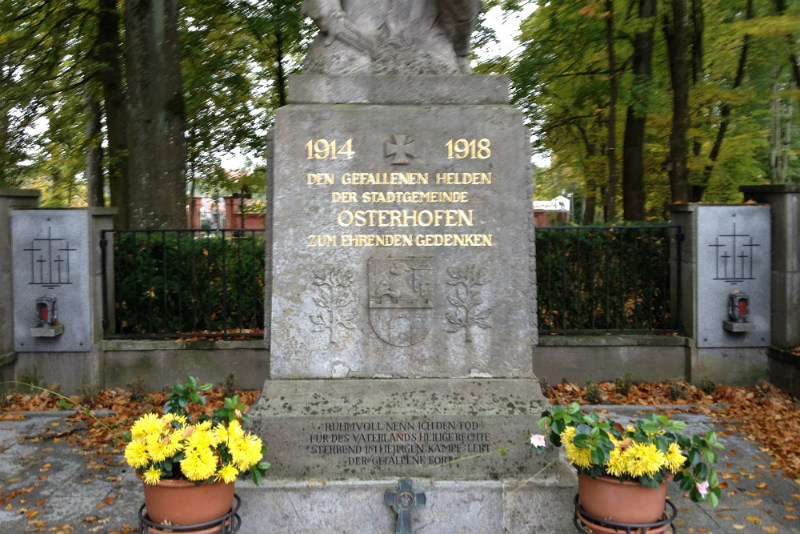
[538,403,724,506]
[669,378,689,401]
[536,225,675,333]
[511,0,800,219]
[126,375,149,402]
[112,231,265,336]
[700,377,717,396]
[615,372,636,396]
[584,380,604,405]
[164,376,213,420]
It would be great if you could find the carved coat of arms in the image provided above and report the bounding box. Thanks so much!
[368,257,433,347]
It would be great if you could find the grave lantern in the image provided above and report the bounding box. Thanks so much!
[727,290,749,323]
[36,297,57,326]
[722,289,756,333]
[30,296,64,338]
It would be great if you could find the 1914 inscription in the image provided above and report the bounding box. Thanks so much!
[309,419,492,468]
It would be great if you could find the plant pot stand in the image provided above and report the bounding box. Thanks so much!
[139,494,241,534]
[573,494,678,534]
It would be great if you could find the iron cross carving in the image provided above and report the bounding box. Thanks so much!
[384,479,425,534]
[385,134,415,165]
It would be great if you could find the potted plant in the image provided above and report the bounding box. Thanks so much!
[123,377,270,532]
[533,402,723,530]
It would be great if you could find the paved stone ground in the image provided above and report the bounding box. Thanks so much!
[0,407,798,533]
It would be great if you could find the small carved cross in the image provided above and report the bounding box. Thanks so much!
[384,479,425,534]
[385,134,415,165]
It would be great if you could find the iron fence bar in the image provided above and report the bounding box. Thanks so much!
[646,227,653,329]
[675,226,684,332]
[100,231,109,333]
[176,231,183,331]
[221,228,229,335]
[205,230,213,333]
[146,231,154,333]
[561,232,567,331]
[589,228,596,328]
[161,230,168,333]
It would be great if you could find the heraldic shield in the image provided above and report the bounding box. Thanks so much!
[368,257,434,347]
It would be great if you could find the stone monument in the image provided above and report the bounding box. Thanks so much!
[247,3,573,532]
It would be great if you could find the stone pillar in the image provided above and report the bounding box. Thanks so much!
[670,203,771,385]
[740,185,800,349]
[8,207,115,393]
[740,185,800,396]
[0,189,40,354]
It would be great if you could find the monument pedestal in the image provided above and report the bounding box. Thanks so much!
[252,74,573,532]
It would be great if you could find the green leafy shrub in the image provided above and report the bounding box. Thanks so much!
[112,231,265,337]
[536,225,677,333]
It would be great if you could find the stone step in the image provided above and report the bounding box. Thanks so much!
[236,474,576,534]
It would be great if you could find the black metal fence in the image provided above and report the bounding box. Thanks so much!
[101,229,266,339]
[535,225,682,335]
[101,225,682,339]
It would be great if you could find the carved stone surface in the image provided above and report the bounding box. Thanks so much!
[368,257,433,347]
[11,210,91,352]
[250,378,555,480]
[301,0,481,75]
[267,96,536,379]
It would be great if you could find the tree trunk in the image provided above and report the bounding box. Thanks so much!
[0,104,8,189]
[702,0,753,186]
[274,29,288,107]
[604,0,619,221]
[622,0,655,221]
[125,0,186,229]
[97,0,129,226]
[84,86,104,207]
[690,0,704,164]
[664,0,691,204]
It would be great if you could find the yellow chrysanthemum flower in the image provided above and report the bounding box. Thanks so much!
[130,413,163,441]
[665,442,686,472]
[623,443,666,478]
[605,437,626,478]
[227,420,245,440]
[181,447,219,481]
[230,433,263,471]
[145,433,170,463]
[561,427,594,469]
[215,463,239,484]
[124,440,150,469]
[163,413,187,426]
[214,422,229,444]
[143,466,163,485]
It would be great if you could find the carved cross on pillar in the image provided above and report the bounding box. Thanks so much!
[385,134,415,165]
[384,479,425,534]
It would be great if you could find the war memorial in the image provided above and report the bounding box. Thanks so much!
[247,1,574,532]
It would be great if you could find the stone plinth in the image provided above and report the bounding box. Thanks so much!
[250,378,551,480]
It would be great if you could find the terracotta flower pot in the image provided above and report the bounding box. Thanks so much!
[142,478,234,530]
[578,473,669,525]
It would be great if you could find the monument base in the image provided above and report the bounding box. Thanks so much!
[237,474,576,534]
[248,378,575,531]
[251,378,555,480]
